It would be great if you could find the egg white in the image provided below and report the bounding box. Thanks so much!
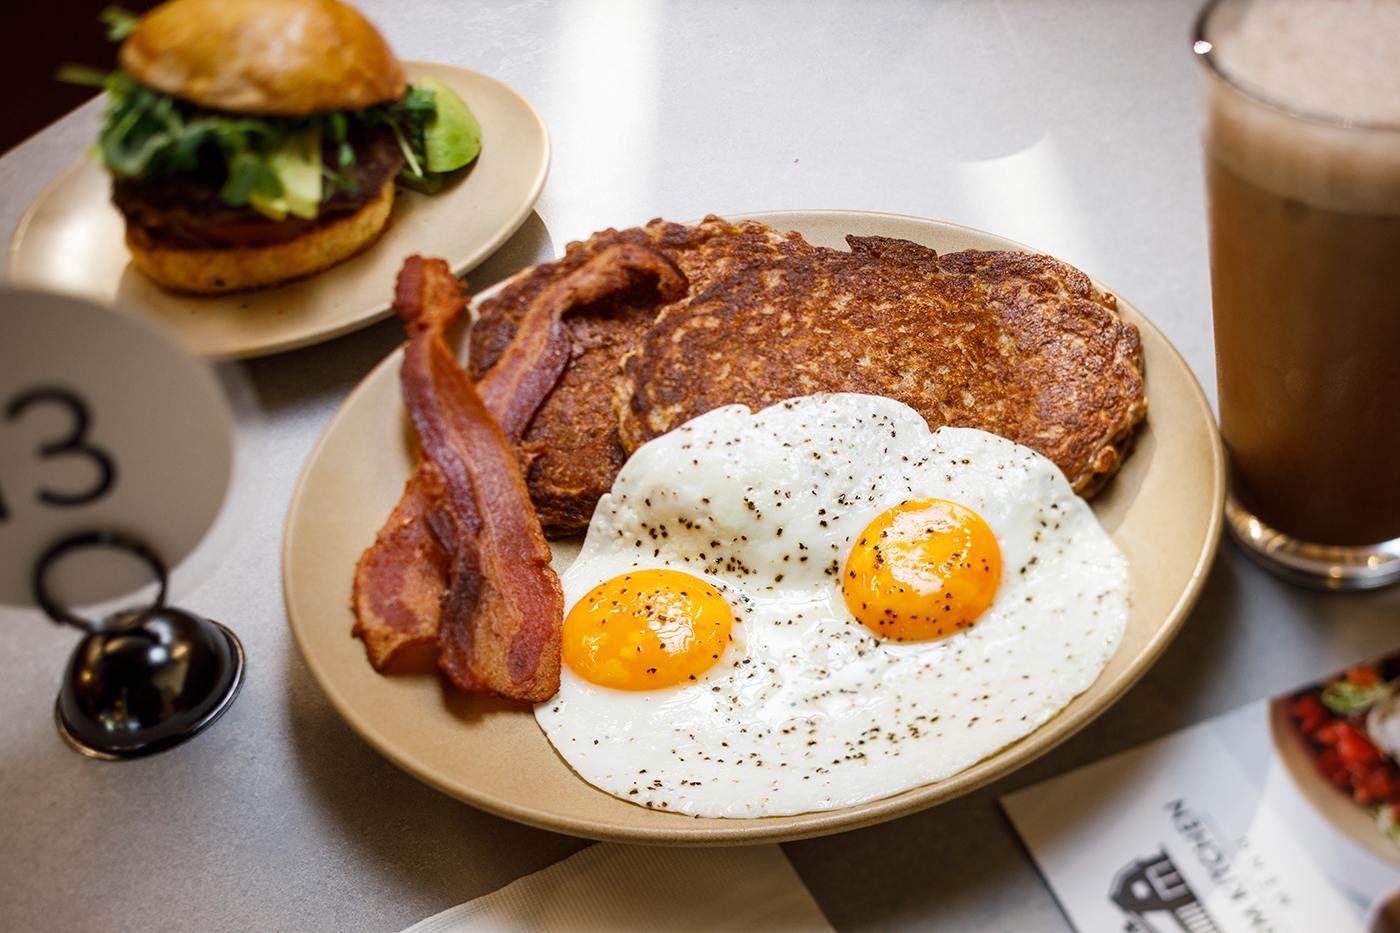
[534,393,1129,818]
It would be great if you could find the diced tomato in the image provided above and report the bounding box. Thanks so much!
[1313,720,1351,746]
[1292,694,1325,718]
[1337,729,1382,768]
[1357,767,1394,804]
[1292,694,1331,734]
[1347,665,1382,687]
[1318,749,1349,787]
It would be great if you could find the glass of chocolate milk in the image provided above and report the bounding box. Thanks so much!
[1195,0,1400,588]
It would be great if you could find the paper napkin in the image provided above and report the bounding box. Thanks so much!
[400,842,834,933]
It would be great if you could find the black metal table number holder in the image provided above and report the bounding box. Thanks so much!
[33,531,245,759]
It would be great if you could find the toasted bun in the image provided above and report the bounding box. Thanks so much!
[126,179,395,294]
[119,0,405,116]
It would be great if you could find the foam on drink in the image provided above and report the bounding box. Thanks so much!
[1205,0,1400,215]
[1215,0,1400,125]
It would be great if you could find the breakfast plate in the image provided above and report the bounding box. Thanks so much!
[282,210,1225,844]
[7,63,549,359]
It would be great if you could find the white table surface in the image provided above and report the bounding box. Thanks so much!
[5,2,1400,931]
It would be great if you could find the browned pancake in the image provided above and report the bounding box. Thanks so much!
[470,216,817,535]
[615,234,1145,497]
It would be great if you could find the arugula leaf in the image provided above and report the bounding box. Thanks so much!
[55,64,111,88]
[100,6,141,42]
[220,151,282,207]
[320,165,359,201]
[326,112,354,168]
[400,85,439,114]
[100,80,184,176]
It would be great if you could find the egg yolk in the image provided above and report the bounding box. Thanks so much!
[842,498,1001,641]
[563,568,733,690]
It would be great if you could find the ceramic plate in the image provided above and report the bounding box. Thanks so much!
[8,63,549,359]
[283,210,1224,845]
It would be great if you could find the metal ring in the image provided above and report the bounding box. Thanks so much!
[32,531,169,633]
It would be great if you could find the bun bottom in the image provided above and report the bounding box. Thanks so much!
[125,179,395,295]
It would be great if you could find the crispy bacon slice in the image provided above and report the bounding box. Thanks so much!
[476,242,687,427]
[351,453,453,667]
[352,260,482,669]
[396,256,563,700]
[352,247,686,697]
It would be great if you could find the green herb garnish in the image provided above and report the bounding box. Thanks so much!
[1321,679,1392,715]
[99,5,141,42]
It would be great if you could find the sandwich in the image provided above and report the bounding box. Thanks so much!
[89,0,480,294]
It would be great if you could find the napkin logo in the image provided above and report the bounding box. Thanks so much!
[1109,848,1222,933]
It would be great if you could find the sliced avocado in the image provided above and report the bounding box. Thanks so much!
[250,131,322,221]
[418,77,481,173]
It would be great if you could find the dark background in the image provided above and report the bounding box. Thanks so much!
[3,0,162,154]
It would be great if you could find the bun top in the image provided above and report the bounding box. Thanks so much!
[119,0,406,116]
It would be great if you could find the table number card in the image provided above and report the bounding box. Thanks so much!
[0,288,234,609]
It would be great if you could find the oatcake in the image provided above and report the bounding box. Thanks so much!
[469,216,817,534]
[616,234,1145,497]
[472,217,1145,534]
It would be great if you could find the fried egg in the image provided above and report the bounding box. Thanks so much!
[534,393,1128,818]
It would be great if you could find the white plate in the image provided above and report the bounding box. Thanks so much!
[8,63,549,359]
[283,210,1225,844]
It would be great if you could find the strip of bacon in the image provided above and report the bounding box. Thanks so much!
[351,453,454,667]
[476,242,687,429]
[352,248,685,696]
[351,259,484,669]
[394,255,563,700]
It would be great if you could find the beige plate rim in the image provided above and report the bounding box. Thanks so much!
[283,209,1225,845]
[7,63,550,359]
